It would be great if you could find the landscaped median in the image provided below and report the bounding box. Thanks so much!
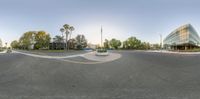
[83,51,121,62]
[95,48,109,56]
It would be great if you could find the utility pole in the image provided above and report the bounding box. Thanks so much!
[101,26,103,47]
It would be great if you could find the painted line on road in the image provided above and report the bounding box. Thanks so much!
[13,51,85,59]
[57,59,106,64]
[12,51,121,64]
[12,51,105,64]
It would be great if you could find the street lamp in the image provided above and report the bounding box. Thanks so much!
[101,26,103,47]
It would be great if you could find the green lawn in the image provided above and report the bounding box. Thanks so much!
[27,49,82,53]
[0,49,4,52]
[180,49,200,52]
[171,48,200,52]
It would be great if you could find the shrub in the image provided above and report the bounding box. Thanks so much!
[97,48,107,53]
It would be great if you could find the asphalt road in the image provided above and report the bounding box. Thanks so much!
[1,51,200,99]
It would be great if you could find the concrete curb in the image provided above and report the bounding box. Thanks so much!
[83,52,121,62]
[146,50,200,55]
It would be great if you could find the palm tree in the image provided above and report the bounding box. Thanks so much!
[60,28,65,40]
[68,26,75,50]
[60,24,75,50]
[53,35,64,43]
[69,26,75,40]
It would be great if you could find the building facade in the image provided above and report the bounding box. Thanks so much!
[49,42,66,50]
[163,24,200,50]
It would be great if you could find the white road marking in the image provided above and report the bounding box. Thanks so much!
[12,51,121,64]
[13,50,85,59]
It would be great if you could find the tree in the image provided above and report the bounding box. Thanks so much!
[127,37,140,49]
[63,24,70,50]
[75,35,87,50]
[104,39,110,49]
[69,26,75,40]
[68,38,77,49]
[11,40,19,49]
[60,24,75,50]
[19,31,36,49]
[68,26,75,50]
[109,38,121,49]
[141,42,150,50]
[34,31,51,49]
[60,28,65,39]
[53,35,64,43]
[123,40,129,49]
[122,36,150,50]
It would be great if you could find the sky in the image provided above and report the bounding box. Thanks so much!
[1,0,200,46]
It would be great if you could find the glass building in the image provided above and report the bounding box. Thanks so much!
[163,24,200,50]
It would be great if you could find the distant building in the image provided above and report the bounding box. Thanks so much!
[163,24,200,50]
[49,42,66,50]
[87,43,98,49]
[150,44,160,50]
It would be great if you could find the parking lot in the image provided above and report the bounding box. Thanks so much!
[0,50,200,99]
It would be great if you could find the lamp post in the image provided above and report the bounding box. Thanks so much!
[101,26,103,47]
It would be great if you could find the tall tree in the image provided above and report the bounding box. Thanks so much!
[69,26,75,40]
[127,37,141,49]
[60,28,65,42]
[11,40,19,49]
[19,31,36,49]
[53,35,64,43]
[68,26,75,50]
[60,24,75,50]
[75,35,87,50]
[123,40,129,49]
[34,31,51,49]
[68,38,77,49]
[109,38,121,49]
[104,39,110,49]
[63,24,70,50]
[123,36,150,50]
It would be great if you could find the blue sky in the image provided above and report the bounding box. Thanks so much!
[1,0,200,46]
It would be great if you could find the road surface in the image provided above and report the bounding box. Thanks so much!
[0,51,200,99]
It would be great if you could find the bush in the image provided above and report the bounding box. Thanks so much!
[97,48,107,53]
[0,49,3,52]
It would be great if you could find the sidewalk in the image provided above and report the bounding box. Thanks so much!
[146,50,200,55]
